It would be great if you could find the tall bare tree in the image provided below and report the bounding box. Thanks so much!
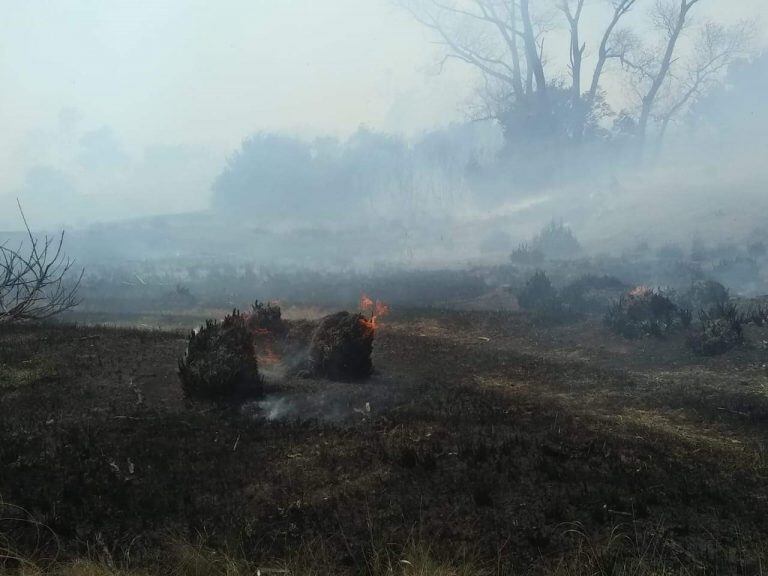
[401,0,753,164]
[398,0,639,144]
[620,1,751,151]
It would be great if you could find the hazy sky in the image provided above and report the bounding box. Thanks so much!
[0,0,765,227]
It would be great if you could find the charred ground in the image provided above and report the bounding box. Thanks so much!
[2,300,768,573]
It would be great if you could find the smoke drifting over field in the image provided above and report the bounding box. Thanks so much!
[0,1,767,275]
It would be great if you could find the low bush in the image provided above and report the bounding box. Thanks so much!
[531,220,581,260]
[516,271,564,319]
[178,310,262,401]
[680,280,730,312]
[745,303,768,327]
[509,243,544,265]
[246,300,285,335]
[604,287,686,339]
[687,303,745,357]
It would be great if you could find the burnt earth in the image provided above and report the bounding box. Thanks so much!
[2,310,768,573]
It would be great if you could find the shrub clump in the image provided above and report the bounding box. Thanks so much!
[531,220,581,260]
[604,287,687,339]
[687,303,745,356]
[178,310,262,401]
[509,243,544,265]
[246,300,285,335]
[745,303,768,327]
[681,280,729,312]
[516,270,563,318]
[309,311,374,381]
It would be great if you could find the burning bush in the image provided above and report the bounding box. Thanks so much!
[178,310,262,401]
[604,287,686,339]
[246,300,286,366]
[687,303,745,356]
[309,311,374,381]
[246,300,285,335]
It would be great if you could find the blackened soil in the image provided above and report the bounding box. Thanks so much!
[1,311,767,572]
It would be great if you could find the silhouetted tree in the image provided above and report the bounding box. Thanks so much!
[0,204,83,324]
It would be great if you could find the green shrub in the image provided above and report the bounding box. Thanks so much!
[178,310,262,401]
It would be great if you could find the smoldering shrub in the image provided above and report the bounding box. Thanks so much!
[247,300,285,335]
[178,310,262,401]
[687,303,745,357]
[309,311,374,381]
[604,287,686,339]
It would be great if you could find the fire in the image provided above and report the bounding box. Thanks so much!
[629,285,652,298]
[250,326,281,366]
[258,343,281,366]
[359,293,390,333]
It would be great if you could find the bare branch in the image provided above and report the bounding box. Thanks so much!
[0,203,84,324]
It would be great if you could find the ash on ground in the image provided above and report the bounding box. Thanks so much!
[243,379,394,423]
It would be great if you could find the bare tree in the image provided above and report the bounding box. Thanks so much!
[401,0,753,165]
[398,0,639,144]
[584,1,639,119]
[619,0,751,152]
[654,21,752,144]
[0,203,84,324]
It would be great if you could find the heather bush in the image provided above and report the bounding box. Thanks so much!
[516,270,563,319]
[604,287,684,339]
[687,302,745,356]
[309,311,373,381]
[178,310,262,401]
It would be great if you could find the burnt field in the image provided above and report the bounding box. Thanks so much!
[2,302,768,574]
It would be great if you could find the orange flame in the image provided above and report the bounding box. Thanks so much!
[629,285,652,298]
[250,327,281,366]
[359,293,390,334]
[258,344,281,366]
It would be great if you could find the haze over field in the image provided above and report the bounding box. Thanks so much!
[7,6,768,573]
[1,0,767,266]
